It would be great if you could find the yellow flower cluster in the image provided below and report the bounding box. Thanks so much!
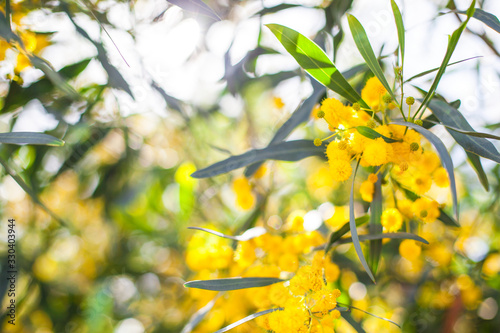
[258,253,342,333]
[315,78,449,226]
[185,211,341,332]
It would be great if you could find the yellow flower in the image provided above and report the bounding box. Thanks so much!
[289,265,324,296]
[360,180,374,202]
[381,208,403,232]
[361,77,387,110]
[399,239,421,261]
[232,176,255,210]
[368,173,378,183]
[412,198,440,223]
[411,174,432,194]
[321,98,352,128]
[433,167,449,187]
[328,159,352,182]
[326,141,350,162]
[363,138,389,166]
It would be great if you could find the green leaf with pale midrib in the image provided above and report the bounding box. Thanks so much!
[0,132,64,146]
[427,100,500,164]
[266,24,368,108]
[192,140,326,178]
[184,277,284,291]
[347,14,396,102]
[391,0,405,66]
[356,126,401,143]
[349,160,375,283]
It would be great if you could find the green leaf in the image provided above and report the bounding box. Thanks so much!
[0,132,64,146]
[324,215,369,254]
[466,152,489,191]
[356,126,402,143]
[369,172,382,275]
[391,120,458,220]
[391,0,405,66]
[191,140,326,178]
[214,308,281,333]
[462,8,500,34]
[404,56,481,83]
[347,15,396,102]
[349,160,375,283]
[184,277,285,291]
[187,226,266,241]
[416,0,476,116]
[427,99,500,164]
[337,232,429,245]
[341,311,367,333]
[266,24,368,108]
[437,209,460,228]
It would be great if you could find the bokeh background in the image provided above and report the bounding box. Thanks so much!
[0,0,499,332]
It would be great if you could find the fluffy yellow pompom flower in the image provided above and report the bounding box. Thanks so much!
[363,138,388,166]
[329,159,353,182]
[411,174,432,195]
[321,98,352,128]
[412,197,440,223]
[433,167,450,187]
[361,77,387,110]
[326,141,350,161]
[399,239,421,261]
[289,265,324,296]
[381,208,403,232]
[360,180,374,202]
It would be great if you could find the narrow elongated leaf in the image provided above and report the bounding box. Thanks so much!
[339,302,402,329]
[324,215,369,254]
[214,308,281,333]
[266,24,368,107]
[424,120,500,141]
[192,140,326,178]
[341,311,367,333]
[0,132,64,146]
[187,226,266,241]
[427,100,500,164]
[391,0,405,65]
[404,56,481,83]
[168,0,221,21]
[438,209,460,228]
[337,232,429,245]
[349,160,375,283]
[416,0,476,116]
[0,157,69,228]
[356,126,401,143]
[391,121,458,220]
[466,152,489,191]
[347,15,396,102]
[460,8,500,34]
[369,172,383,274]
[184,277,284,291]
